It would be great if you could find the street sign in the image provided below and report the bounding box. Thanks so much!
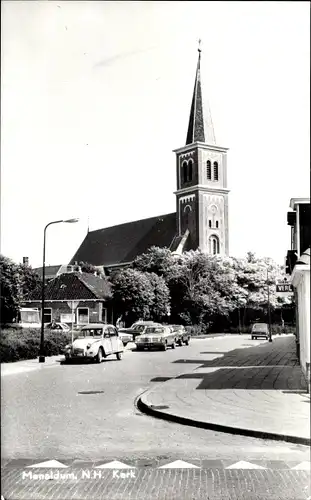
[276,282,293,293]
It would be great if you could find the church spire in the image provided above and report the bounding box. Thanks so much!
[186,43,216,146]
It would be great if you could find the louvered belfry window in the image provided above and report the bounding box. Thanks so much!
[206,160,211,180]
[213,161,219,181]
[188,160,193,182]
[182,161,188,183]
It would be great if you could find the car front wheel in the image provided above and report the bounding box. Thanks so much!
[116,352,123,360]
[185,338,190,346]
[96,348,103,363]
[162,342,167,351]
[171,341,176,349]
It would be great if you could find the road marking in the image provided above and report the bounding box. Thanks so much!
[159,460,200,469]
[95,460,135,469]
[26,460,68,468]
[291,462,310,471]
[226,461,266,469]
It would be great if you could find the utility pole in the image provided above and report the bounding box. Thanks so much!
[267,267,272,342]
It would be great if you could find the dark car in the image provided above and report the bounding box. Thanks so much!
[118,321,162,342]
[169,325,190,346]
[45,322,70,332]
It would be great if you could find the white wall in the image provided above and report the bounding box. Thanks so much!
[292,266,310,384]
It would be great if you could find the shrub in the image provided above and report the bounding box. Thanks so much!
[0,328,72,363]
[185,324,211,336]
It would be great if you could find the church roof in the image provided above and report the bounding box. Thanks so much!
[186,48,216,146]
[69,213,177,268]
[33,264,62,278]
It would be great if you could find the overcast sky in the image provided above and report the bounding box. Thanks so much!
[1,1,310,268]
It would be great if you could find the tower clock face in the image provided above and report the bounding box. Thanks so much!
[211,205,217,214]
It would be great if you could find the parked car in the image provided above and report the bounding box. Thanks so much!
[169,325,190,346]
[251,323,269,340]
[64,324,124,362]
[119,321,162,342]
[117,330,134,346]
[45,322,70,332]
[135,325,177,351]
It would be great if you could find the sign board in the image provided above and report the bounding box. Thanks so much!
[67,301,79,310]
[276,282,293,293]
[61,313,75,323]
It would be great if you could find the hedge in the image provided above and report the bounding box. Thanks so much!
[0,328,72,363]
[185,323,295,336]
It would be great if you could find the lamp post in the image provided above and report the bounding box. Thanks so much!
[267,267,273,343]
[39,218,79,363]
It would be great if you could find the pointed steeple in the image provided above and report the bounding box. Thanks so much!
[186,44,216,146]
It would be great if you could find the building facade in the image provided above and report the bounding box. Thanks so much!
[286,197,310,387]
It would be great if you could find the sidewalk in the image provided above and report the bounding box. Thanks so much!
[1,355,63,376]
[138,335,310,445]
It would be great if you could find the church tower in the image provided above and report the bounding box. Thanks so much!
[173,46,229,256]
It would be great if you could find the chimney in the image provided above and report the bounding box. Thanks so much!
[23,257,29,266]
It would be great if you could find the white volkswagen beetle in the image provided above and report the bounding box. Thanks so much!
[64,324,124,363]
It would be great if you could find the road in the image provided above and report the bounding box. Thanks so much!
[1,335,310,499]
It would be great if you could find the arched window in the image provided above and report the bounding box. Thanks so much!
[208,220,212,228]
[188,160,193,182]
[206,160,211,180]
[209,235,220,255]
[184,204,192,226]
[213,161,219,181]
[216,220,219,228]
[182,161,188,183]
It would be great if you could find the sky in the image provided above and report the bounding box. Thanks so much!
[1,1,310,268]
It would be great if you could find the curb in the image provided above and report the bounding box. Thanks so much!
[137,393,311,447]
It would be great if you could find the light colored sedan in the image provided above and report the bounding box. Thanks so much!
[136,325,176,351]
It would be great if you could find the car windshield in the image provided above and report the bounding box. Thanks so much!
[77,328,103,338]
[145,327,165,334]
[131,325,145,332]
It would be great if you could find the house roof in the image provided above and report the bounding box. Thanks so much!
[28,272,111,301]
[69,212,177,267]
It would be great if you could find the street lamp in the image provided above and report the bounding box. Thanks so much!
[39,218,79,363]
[267,267,273,343]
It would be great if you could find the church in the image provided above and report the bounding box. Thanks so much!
[70,48,230,272]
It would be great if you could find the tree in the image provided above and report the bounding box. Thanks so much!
[110,268,155,326]
[0,255,41,324]
[78,261,105,277]
[133,246,180,281]
[231,254,293,326]
[0,255,21,324]
[146,272,170,321]
[167,250,247,326]
[18,263,41,300]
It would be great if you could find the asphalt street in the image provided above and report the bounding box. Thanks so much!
[1,336,310,499]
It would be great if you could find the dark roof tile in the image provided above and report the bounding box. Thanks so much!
[29,272,111,301]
